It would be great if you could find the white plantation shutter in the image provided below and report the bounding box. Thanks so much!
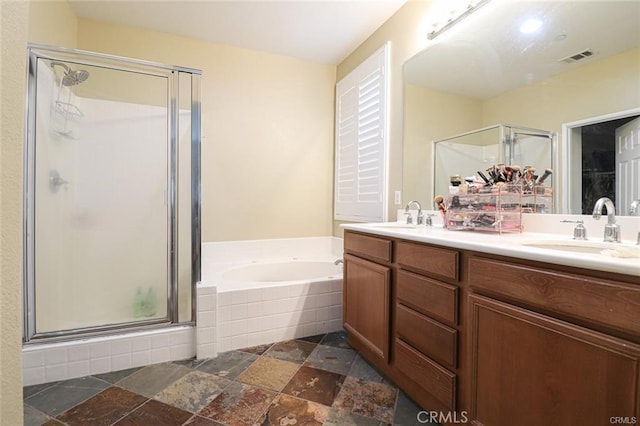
[334,43,389,222]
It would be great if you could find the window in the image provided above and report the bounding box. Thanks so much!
[334,43,389,222]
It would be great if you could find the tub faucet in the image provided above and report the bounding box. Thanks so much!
[404,200,424,225]
[630,200,640,216]
[334,259,343,266]
[592,197,620,243]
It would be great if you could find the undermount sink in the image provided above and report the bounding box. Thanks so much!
[521,239,640,258]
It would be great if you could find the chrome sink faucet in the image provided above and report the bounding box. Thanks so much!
[592,197,620,243]
[404,200,424,225]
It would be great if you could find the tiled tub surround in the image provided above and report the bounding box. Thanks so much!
[197,237,345,358]
[23,326,195,386]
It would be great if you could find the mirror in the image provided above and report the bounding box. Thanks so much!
[433,124,554,209]
[402,0,640,215]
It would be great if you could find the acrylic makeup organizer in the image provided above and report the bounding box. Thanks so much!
[444,184,523,234]
[521,186,553,214]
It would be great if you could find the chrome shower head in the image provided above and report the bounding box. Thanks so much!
[51,61,90,86]
[62,69,89,86]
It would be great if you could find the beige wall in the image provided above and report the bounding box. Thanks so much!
[1,1,29,424]
[403,84,482,205]
[0,0,78,422]
[28,0,78,46]
[334,0,436,235]
[76,19,336,242]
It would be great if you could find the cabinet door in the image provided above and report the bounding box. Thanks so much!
[469,294,640,426]
[343,253,390,363]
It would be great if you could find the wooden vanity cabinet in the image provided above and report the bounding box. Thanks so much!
[343,253,391,365]
[394,241,460,413]
[343,232,462,413]
[467,254,640,426]
[469,293,640,426]
[343,232,392,368]
[468,255,640,340]
[343,229,640,424]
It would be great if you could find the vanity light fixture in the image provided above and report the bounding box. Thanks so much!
[520,18,543,34]
[427,0,492,40]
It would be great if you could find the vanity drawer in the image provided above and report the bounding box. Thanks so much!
[397,270,458,326]
[344,231,392,263]
[468,256,640,337]
[395,338,456,411]
[397,241,458,281]
[396,304,457,369]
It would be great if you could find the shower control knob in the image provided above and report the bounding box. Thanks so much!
[49,170,69,193]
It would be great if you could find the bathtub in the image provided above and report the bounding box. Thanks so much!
[23,237,344,385]
[222,260,342,284]
[196,236,344,357]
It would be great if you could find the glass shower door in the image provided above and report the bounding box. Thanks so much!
[31,57,171,335]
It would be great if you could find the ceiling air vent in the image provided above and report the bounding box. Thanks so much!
[559,49,594,63]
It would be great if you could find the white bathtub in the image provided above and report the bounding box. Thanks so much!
[222,260,342,284]
[196,236,344,357]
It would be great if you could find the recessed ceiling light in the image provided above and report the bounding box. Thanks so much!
[520,18,543,34]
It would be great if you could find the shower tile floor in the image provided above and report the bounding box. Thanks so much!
[23,331,436,426]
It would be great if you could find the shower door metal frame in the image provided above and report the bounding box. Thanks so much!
[23,44,201,343]
[504,124,557,211]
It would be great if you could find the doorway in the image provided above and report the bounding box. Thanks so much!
[562,109,640,215]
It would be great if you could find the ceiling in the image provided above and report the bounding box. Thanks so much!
[68,0,407,65]
[404,0,640,100]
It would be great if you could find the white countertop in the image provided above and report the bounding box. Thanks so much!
[341,222,640,277]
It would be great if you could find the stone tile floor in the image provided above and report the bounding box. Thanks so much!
[23,331,434,425]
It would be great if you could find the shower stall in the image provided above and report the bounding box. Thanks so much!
[23,45,201,344]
